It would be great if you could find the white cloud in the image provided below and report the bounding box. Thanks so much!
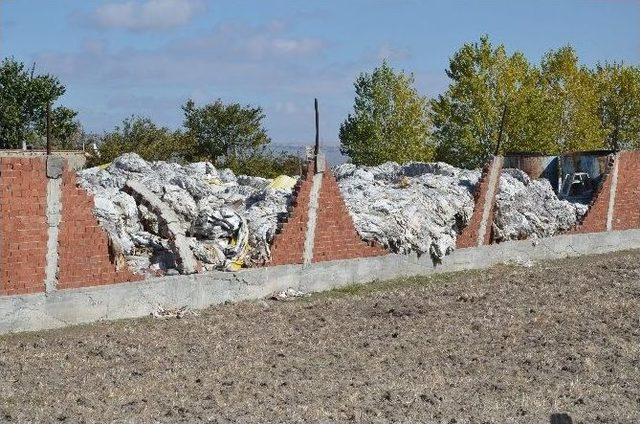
[37,24,331,91]
[376,43,411,61]
[275,101,299,115]
[34,22,369,140]
[176,23,327,60]
[93,0,204,31]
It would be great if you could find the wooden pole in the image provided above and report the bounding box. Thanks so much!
[46,102,52,155]
[494,103,508,156]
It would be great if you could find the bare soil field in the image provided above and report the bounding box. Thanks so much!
[1,250,639,423]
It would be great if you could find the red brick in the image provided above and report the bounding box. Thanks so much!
[0,158,48,295]
[573,155,616,234]
[55,167,143,290]
[611,151,640,231]
[311,168,386,263]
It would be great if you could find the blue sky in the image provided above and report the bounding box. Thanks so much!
[2,0,639,145]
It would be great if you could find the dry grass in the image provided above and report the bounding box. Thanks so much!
[1,250,639,423]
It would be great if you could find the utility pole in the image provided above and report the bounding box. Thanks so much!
[494,103,508,156]
[314,98,319,156]
[46,102,51,155]
[314,98,321,173]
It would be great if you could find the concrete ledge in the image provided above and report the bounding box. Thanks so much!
[2,229,640,334]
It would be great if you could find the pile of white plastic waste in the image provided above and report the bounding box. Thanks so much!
[492,169,589,242]
[78,154,594,275]
[79,153,296,275]
[334,161,481,260]
[334,162,590,257]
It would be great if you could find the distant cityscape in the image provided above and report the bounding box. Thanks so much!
[271,143,348,165]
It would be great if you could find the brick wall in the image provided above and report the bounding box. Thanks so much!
[0,158,48,295]
[312,168,386,262]
[269,164,314,265]
[457,157,503,248]
[57,168,141,289]
[573,155,615,234]
[269,160,386,265]
[1,151,639,297]
[611,151,640,231]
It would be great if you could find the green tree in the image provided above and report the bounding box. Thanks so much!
[339,60,433,166]
[431,36,551,169]
[538,46,606,152]
[182,99,271,167]
[0,58,78,149]
[231,148,302,178]
[34,106,81,149]
[595,63,640,150]
[430,38,625,168]
[89,116,190,166]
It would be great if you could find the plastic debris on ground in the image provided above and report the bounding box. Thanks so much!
[335,161,481,260]
[151,306,195,319]
[78,153,294,276]
[270,288,310,301]
[492,169,589,242]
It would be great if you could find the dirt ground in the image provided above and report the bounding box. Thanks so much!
[1,250,639,423]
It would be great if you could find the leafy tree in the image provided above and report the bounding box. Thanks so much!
[89,116,191,166]
[91,108,298,178]
[340,60,433,166]
[0,58,78,149]
[430,38,633,168]
[497,64,556,155]
[231,148,303,178]
[182,99,271,167]
[430,36,551,169]
[595,63,640,150]
[538,46,606,152]
[33,106,81,149]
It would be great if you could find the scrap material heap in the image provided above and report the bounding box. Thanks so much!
[78,153,592,275]
[79,153,296,274]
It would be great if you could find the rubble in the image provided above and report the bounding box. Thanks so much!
[123,180,198,275]
[492,169,588,242]
[334,161,481,260]
[78,153,294,275]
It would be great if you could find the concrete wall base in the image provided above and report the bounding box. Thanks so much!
[2,229,640,334]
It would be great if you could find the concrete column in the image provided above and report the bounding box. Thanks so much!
[44,157,64,293]
[606,153,620,232]
[476,156,503,246]
[302,155,325,266]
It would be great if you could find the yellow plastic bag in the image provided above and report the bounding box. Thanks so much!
[227,259,244,272]
[268,175,297,191]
